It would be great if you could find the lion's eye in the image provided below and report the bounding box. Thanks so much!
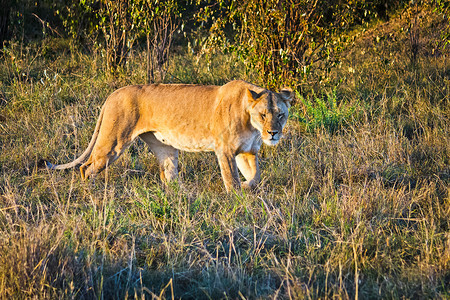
[278,113,284,120]
[261,113,266,120]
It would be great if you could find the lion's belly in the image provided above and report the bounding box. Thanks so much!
[153,131,215,152]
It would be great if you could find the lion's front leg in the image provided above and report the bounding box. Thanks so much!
[215,150,240,193]
[236,153,260,190]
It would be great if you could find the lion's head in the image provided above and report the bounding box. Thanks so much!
[246,88,294,146]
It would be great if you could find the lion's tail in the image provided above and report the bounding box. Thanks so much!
[46,107,104,170]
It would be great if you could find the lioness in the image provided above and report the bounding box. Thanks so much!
[46,80,293,192]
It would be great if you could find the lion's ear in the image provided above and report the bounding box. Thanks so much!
[246,89,260,103]
[280,88,294,104]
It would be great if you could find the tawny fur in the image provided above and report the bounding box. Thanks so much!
[47,80,293,192]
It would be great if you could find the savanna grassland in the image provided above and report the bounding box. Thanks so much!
[0,4,449,299]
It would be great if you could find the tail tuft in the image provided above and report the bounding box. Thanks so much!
[37,159,51,169]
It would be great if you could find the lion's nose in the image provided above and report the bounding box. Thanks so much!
[267,130,278,137]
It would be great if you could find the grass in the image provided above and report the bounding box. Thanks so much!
[0,7,449,299]
[290,88,360,134]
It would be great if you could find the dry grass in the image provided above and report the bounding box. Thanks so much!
[0,7,449,299]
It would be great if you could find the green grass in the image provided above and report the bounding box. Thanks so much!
[290,88,360,134]
[1,8,449,299]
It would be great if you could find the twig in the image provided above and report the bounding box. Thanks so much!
[32,13,62,37]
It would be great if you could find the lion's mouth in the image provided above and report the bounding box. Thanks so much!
[263,137,280,146]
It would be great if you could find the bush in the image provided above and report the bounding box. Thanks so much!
[58,0,180,77]
[194,0,409,88]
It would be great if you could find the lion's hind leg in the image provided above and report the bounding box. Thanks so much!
[80,153,115,180]
[139,132,179,183]
[79,133,134,180]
